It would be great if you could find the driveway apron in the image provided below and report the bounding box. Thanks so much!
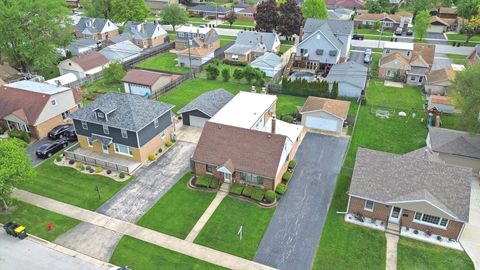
[55,141,196,261]
[254,133,348,270]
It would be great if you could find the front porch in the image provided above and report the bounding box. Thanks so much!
[64,143,142,174]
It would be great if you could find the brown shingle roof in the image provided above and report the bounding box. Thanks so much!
[427,68,456,83]
[0,85,50,125]
[380,53,411,69]
[177,47,213,57]
[439,7,457,15]
[70,52,109,71]
[238,6,256,14]
[192,122,287,179]
[122,69,169,86]
[430,95,453,105]
[300,96,350,119]
[413,43,435,66]
[354,12,412,23]
[431,16,450,26]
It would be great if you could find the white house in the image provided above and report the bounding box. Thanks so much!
[57,52,110,79]
[251,53,283,77]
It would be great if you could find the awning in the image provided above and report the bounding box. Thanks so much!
[90,134,112,147]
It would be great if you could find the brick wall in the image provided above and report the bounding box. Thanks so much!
[34,107,76,139]
[138,125,173,162]
[348,196,391,221]
[400,209,464,240]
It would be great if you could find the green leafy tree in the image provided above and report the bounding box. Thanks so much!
[255,0,278,32]
[413,10,430,42]
[374,21,382,30]
[225,9,237,27]
[302,0,328,19]
[103,61,126,85]
[365,0,386,13]
[330,81,339,99]
[162,4,188,31]
[111,0,151,22]
[221,68,231,82]
[243,65,257,84]
[458,2,480,44]
[453,63,480,133]
[409,0,435,19]
[81,0,113,19]
[0,0,73,73]
[205,64,220,80]
[278,0,304,37]
[0,139,35,210]
[233,69,244,83]
[254,69,265,85]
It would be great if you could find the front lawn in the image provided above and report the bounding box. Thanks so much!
[222,20,256,27]
[447,33,480,43]
[397,238,474,270]
[135,52,191,74]
[366,79,425,109]
[447,54,468,65]
[137,173,217,239]
[17,158,131,211]
[111,236,227,270]
[0,200,80,242]
[355,28,394,36]
[194,197,275,259]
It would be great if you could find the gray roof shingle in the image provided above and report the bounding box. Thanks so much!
[303,18,353,37]
[349,148,472,222]
[177,89,234,117]
[326,61,367,89]
[429,127,480,159]
[71,92,173,131]
[75,17,115,34]
[189,5,229,13]
[233,31,278,52]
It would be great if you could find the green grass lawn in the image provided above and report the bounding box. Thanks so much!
[447,33,480,42]
[111,236,227,270]
[441,114,468,131]
[355,28,394,36]
[135,52,191,74]
[194,197,275,259]
[371,54,381,79]
[221,20,256,27]
[397,238,474,270]
[366,79,425,110]
[280,44,293,54]
[276,94,306,117]
[18,159,131,211]
[447,54,468,65]
[0,201,80,242]
[137,173,216,239]
[187,17,209,24]
[85,78,123,95]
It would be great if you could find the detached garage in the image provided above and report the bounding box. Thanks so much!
[177,88,234,127]
[299,96,350,134]
[428,16,449,33]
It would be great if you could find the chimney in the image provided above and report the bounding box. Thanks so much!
[261,87,266,94]
[251,85,256,93]
[271,114,276,134]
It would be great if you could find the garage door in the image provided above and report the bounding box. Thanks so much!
[305,116,339,132]
[428,25,444,33]
[189,115,208,127]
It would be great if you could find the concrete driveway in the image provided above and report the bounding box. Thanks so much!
[427,33,448,45]
[350,50,368,67]
[176,125,202,143]
[55,141,196,261]
[432,55,453,71]
[460,176,480,269]
[254,133,348,270]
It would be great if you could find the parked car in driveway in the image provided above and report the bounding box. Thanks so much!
[47,124,72,140]
[35,140,68,158]
[364,48,372,63]
[406,29,413,36]
[63,126,77,141]
[352,34,364,40]
[395,28,403,35]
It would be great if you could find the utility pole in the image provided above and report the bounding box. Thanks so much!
[187,32,193,78]
[378,13,386,49]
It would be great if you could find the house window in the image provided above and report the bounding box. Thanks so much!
[410,76,416,81]
[364,200,374,211]
[114,143,132,156]
[206,164,213,173]
[61,111,70,120]
[178,32,185,38]
[231,54,239,61]
[240,172,263,185]
[407,51,411,57]
[300,48,308,55]
[103,125,109,134]
[384,22,393,27]
[87,137,93,147]
[413,212,449,228]
[97,112,104,118]
[154,118,159,128]
[81,121,88,130]
[51,99,56,106]
[121,129,128,138]
[160,130,166,139]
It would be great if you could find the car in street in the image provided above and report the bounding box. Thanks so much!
[406,28,413,36]
[35,140,68,159]
[352,34,364,40]
[47,124,72,140]
[63,126,77,141]
[395,28,403,35]
[364,48,372,63]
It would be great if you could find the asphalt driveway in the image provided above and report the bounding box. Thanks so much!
[26,138,57,166]
[427,33,448,45]
[254,133,348,270]
[55,141,196,261]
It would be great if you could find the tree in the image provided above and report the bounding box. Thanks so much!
[243,65,257,84]
[409,0,435,19]
[278,0,304,37]
[111,0,151,22]
[254,69,265,85]
[255,0,278,32]
[365,0,386,13]
[0,139,35,210]
[374,21,382,30]
[413,10,430,42]
[233,69,244,83]
[221,68,231,82]
[458,1,480,44]
[301,0,328,19]
[162,4,188,31]
[225,9,237,27]
[81,0,113,19]
[453,63,480,133]
[0,0,73,73]
[103,61,126,85]
[330,81,338,99]
[205,64,220,80]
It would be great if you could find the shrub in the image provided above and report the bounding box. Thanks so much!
[89,168,95,173]
[86,165,91,171]
[275,183,287,195]
[119,172,126,179]
[205,64,220,80]
[282,115,294,123]
[55,156,62,162]
[288,160,297,169]
[106,170,112,175]
[8,129,30,143]
[264,190,276,203]
[242,186,254,197]
[80,165,85,171]
[75,162,83,169]
[223,59,248,66]
[436,235,442,241]
[165,140,173,147]
[195,174,213,188]
[413,229,419,235]
[0,124,5,135]
[158,148,163,153]
[221,67,230,82]
[251,187,265,201]
[229,183,244,195]
[68,159,75,165]
[282,171,292,182]
[209,178,220,189]
[95,167,103,173]
[148,153,157,161]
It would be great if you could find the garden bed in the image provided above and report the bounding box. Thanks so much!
[344,213,386,232]
[188,176,220,192]
[55,155,128,182]
[400,226,463,250]
[143,140,175,167]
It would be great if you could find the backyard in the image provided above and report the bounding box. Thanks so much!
[17,158,132,211]
[194,197,275,259]
[137,173,217,239]
[110,236,226,270]
[135,52,191,74]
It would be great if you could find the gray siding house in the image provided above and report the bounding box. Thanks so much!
[325,61,368,98]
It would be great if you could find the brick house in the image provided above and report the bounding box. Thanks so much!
[468,45,480,64]
[191,91,304,190]
[347,148,472,241]
[74,17,119,41]
[354,12,413,31]
[224,31,280,63]
[0,81,83,140]
[237,6,256,21]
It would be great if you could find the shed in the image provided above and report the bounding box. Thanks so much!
[299,96,350,134]
[326,61,368,98]
[177,89,234,127]
[251,53,282,77]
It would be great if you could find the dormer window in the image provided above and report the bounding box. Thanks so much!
[97,112,104,118]
[81,121,88,130]
[121,129,128,138]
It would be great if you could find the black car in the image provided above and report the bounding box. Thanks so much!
[35,140,68,159]
[352,34,364,40]
[47,124,72,140]
[406,29,413,36]
[63,126,77,141]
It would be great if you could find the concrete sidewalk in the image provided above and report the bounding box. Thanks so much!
[460,176,480,269]
[385,234,399,270]
[12,189,275,270]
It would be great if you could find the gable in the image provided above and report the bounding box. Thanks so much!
[387,200,457,220]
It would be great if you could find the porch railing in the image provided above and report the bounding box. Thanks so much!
[63,143,130,174]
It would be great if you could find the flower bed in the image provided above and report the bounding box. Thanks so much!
[54,155,128,182]
[191,174,220,190]
[400,226,463,250]
[227,183,277,207]
[344,213,386,231]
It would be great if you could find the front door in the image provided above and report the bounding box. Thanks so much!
[389,207,402,224]
[224,173,232,184]
[102,143,109,154]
